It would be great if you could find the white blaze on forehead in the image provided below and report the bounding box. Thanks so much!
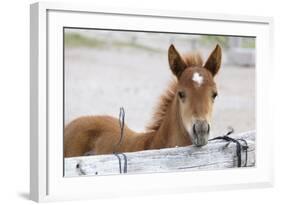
[192,72,204,86]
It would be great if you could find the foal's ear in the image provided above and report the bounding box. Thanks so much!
[204,44,222,76]
[168,44,187,78]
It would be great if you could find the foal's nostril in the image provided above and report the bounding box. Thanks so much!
[193,120,210,136]
[192,120,210,146]
[193,124,197,136]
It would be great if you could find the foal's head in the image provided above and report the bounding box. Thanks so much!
[168,44,222,146]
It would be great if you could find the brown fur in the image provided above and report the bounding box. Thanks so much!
[146,79,177,132]
[146,52,203,132]
[64,45,221,157]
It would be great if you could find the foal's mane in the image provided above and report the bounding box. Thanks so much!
[146,52,203,132]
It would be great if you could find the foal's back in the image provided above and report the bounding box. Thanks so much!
[64,116,150,157]
[64,116,123,157]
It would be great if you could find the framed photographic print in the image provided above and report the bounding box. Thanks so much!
[30,2,274,202]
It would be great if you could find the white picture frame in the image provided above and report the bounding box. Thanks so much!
[30,2,274,202]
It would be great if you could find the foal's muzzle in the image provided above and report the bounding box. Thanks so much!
[192,120,210,146]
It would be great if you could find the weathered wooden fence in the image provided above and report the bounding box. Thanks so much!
[64,131,255,177]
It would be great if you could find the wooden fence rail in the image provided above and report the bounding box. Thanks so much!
[64,131,255,177]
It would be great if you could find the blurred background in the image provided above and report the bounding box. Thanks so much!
[64,28,255,137]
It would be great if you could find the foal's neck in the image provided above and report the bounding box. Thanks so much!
[149,97,192,149]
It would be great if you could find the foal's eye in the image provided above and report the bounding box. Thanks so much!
[212,92,218,100]
[178,91,186,99]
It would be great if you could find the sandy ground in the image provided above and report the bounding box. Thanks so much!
[64,47,255,138]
